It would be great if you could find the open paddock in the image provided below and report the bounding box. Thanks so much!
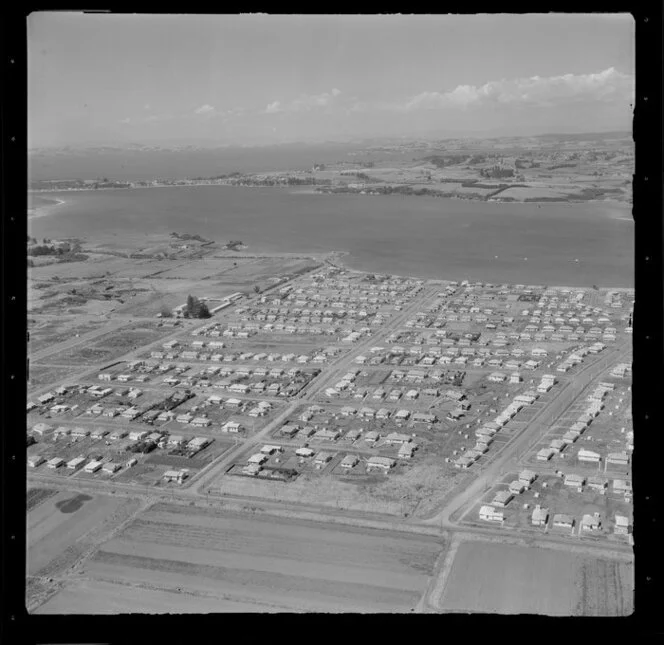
[44,327,170,366]
[28,364,79,390]
[438,540,633,615]
[26,487,59,512]
[28,317,110,354]
[27,490,128,577]
[36,503,444,613]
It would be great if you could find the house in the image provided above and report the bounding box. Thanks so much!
[549,439,566,454]
[314,451,334,466]
[606,452,630,467]
[614,515,632,535]
[479,505,504,522]
[71,427,90,438]
[295,447,315,458]
[412,412,437,424]
[562,430,580,445]
[364,430,380,443]
[28,455,46,468]
[340,454,360,469]
[102,462,121,474]
[280,423,299,437]
[366,456,396,472]
[260,444,283,455]
[580,513,602,532]
[398,443,416,459]
[385,432,412,445]
[536,447,556,461]
[531,505,549,527]
[168,435,185,446]
[248,453,268,465]
[110,429,128,440]
[91,428,109,439]
[47,457,64,469]
[84,460,102,473]
[376,408,391,420]
[491,490,514,507]
[518,469,537,486]
[31,422,54,436]
[163,469,188,484]
[191,416,211,427]
[508,480,526,495]
[314,428,341,441]
[577,449,601,463]
[129,430,148,441]
[564,473,585,490]
[587,476,608,493]
[612,479,632,495]
[552,514,575,529]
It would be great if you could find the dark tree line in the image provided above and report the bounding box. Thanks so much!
[184,294,211,318]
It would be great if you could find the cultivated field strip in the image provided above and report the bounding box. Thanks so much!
[85,552,421,612]
[73,503,443,612]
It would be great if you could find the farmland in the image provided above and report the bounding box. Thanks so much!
[35,503,444,613]
[437,540,633,615]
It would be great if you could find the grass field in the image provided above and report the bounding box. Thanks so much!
[438,540,633,615]
[36,503,443,613]
[26,487,58,512]
[27,491,128,577]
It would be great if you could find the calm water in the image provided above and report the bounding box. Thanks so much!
[28,186,633,287]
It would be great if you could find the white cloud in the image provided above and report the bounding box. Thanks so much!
[265,101,282,114]
[265,89,343,114]
[119,117,132,124]
[144,104,151,110]
[403,68,634,111]
[194,104,215,115]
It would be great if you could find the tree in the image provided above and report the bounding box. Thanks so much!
[253,285,261,293]
[160,304,173,318]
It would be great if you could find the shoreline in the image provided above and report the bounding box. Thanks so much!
[27,184,631,208]
[28,198,66,220]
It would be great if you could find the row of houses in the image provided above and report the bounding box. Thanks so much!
[455,392,539,469]
[479,502,631,535]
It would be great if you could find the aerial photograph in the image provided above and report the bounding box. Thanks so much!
[26,13,634,615]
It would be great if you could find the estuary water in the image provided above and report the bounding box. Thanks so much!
[27,185,633,287]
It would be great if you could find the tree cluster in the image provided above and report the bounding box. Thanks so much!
[479,166,515,179]
[184,294,211,319]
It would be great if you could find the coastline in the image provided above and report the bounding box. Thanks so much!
[27,184,631,207]
[28,198,66,220]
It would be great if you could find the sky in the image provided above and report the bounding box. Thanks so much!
[28,13,635,148]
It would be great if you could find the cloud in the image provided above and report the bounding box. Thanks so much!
[264,89,343,114]
[119,117,132,124]
[265,101,282,114]
[194,104,216,115]
[403,68,634,111]
[144,104,151,110]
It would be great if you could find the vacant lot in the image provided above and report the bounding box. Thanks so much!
[45,327,166,365]
[28,317,109,354]
[28,364,79,391]
[439,540,633,615]
[27,491,127,577]
[38,503,443,613]
[26,487,58,512]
